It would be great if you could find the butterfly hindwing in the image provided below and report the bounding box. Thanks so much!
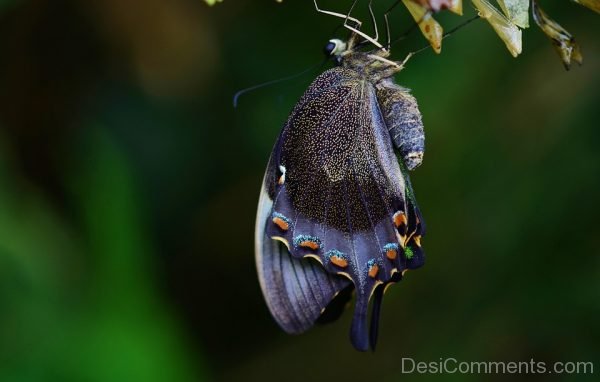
[256,168,352,334]
[256,67,426,351]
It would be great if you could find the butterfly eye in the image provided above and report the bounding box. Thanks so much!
[323,41,337,56]
[323,39,346,57]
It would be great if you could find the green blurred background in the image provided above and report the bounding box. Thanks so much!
[0,0,598,381]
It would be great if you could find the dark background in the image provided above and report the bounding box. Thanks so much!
[0,1,598,381]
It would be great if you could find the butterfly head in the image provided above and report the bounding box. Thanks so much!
[323,38,349,66]
[323,38,403,79]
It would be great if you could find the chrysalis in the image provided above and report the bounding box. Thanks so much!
[255,30,426,351]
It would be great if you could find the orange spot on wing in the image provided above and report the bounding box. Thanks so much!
[393,211,407,229]
[386,248,398,260]
[368,264,379,278]
[272,217,289,231]
[330,255,348,268]
[299,241,319,250]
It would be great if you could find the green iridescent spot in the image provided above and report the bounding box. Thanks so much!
[404,246,414,260]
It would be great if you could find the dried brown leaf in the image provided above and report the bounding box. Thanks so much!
[404,0,444,53]
[571,0,600,14]
[409,0,463,13]
[532,0,583,70]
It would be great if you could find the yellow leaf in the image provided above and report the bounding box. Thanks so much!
[571,0,600,14]
[449,0,464,15]
[204,0,223,6]
[532,0,583,70]
[403,0,444,54]
[497,0,529,28]
[409,0,461,12]
[471,0,522,57]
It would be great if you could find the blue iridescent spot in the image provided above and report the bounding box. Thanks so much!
[325,249,346,260]
[367,258,380,278]
[272,212,291,224]
[383,243,399,260]
[325,249,348,268]
[293,234,322,249]
[383,243,399,251]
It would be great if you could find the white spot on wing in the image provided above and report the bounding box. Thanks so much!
[278,165,286,184]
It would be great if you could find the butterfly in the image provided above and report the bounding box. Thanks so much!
[254,24,426,351]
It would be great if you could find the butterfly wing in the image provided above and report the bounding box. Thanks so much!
[256,67,425,351]
[256,164,352,335]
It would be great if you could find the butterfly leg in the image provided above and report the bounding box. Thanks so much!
[367,0,379,45]
[313,0,384,50]
[383,0,402,50]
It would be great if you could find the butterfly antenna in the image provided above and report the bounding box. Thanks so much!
[233,60,326,108]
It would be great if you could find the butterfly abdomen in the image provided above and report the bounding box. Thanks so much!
[376,79,425,170]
